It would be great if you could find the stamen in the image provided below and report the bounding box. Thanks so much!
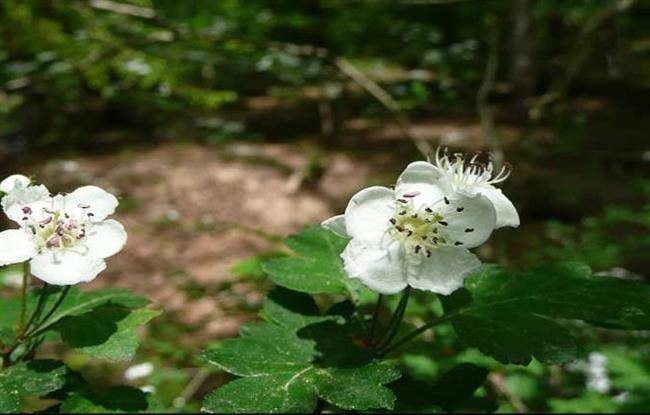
[456,207,464,212]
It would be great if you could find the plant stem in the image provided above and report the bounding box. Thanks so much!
[368,294,383,346]
[18,262,30,337]
[378,316,449,357]
[26,286,71,337]
[375,287,411,350]
[24,283,49,334]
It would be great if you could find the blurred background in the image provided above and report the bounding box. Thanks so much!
[1,0,649,412]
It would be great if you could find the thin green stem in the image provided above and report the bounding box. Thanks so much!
[24,284,49,334]
[368,294,383,346]
[18,262,30,337]
[26,286,71,338]
[378,316,449,357]
[375,287,411,350]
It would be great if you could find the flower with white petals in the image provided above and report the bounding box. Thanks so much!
[0,174,31,194]
[0,177,127,285]
[325,178,503,295]
[419,148,520,229]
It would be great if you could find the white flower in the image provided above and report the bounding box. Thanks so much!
[322,164,502,295]
[0,174,31,194]
[417,148,520,229]
[0,178,127,285]
[125,362,154,381]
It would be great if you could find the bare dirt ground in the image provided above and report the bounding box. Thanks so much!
[32,142,378,340]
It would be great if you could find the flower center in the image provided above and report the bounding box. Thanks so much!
[21,205,90,251]
[432,148,510,191]
[387,197,448,258]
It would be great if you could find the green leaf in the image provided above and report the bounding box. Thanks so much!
[443,262,650,365]
[57,307,161,361]
[203,288,400,413]
[61,386,149,413]
[311,362,400,411]
[203,372,317,414]
[37,288,150,331]
[261,288,331,331]
[0,391,20,413]
[203,322,316,377]
[262,227,352,295]
[0,287,150,333]
[0,360,67,413]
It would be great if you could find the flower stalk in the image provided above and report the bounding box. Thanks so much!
[374,286,411,350]
[367,293,383,346]
[18,262,30,337]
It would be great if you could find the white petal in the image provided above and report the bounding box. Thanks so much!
[395,161,446,208]
[475,184,520,228]
[30,250,107,285]
[341,239,408,294]
[64,186,119,222]
[436,192,497,249]
[83,219,128,259]
[321,215,349,238]
[0,175,31,193]
[408,246,480,295]
[2,185,51,224]
[344,186,395,243]
[0,229,38,266]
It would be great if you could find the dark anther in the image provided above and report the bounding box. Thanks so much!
[414,245,421,253]
[465,228,474,233]
[456,207,464,212]
[454,241,463,246]
[389,218,396,224]
[22,217,28,221]
[432,228,438,234]
[438,221,448,226]
[396,226,404,232]
[425,207,433,213]
[411,213,418,218]
[65,213,70,219]
[407,230,413,237]
[426,250,432,257]
[399,211,407,215]
[87,212,94,217]
[444,197,450,204]
[422,235,428,240]
[397,199,407,204]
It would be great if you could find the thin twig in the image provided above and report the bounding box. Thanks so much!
[476,16,503,169]
[174,368,211,408]
[488,372,529,413]
[530,0,638,117]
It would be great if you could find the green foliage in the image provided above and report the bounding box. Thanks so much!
[61,386,150,414]
[57,307,161,361]
[443,263,650,365]
[0,282,158,412]
[202,227,650,412]
[202,287,400,413]
[0,360,67,412]
[262,226,360,297]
